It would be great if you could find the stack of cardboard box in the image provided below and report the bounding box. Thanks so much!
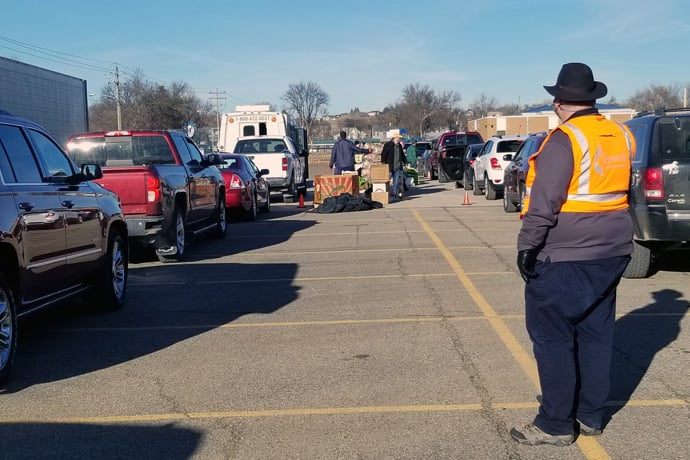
[370,164,390,205]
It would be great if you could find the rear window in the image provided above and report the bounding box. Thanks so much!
[654,116,690,162]
[442,134,483,145]
[66,135,176,167]
[497,140,523,153]
[234,139,285,154]
[220,156,239,169]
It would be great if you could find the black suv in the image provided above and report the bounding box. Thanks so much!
[623,108,690,278]
[0,111,128,383]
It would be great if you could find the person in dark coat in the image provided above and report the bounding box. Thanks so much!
[329,131,371,174]
[381,133,408,198]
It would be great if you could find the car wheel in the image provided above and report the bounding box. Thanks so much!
[214,196,227,237]
[260,192,271,213]
[246,192,258,221]
[473,172,483,195]
[503,190,518,212]
[91,228,128,311]
[622,240,653,279]
[438,165,450,183]
[283,176,296,203]
[518,184,526,211]
[463,170,473,190]
[0,272,18,384]
[157,207,186,263]
[485,175,498,200]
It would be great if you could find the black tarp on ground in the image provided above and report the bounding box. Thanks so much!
[313,193,383,213]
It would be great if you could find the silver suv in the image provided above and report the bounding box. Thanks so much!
[473,135,524,200]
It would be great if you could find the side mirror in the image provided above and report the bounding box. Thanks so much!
[502,154,513,161]
[259,168,270,176]
[81,163,103,180]
[299,149,308,158]
[205,153,223,165]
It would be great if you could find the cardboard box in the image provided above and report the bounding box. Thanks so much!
[370,164,390,182]
[371,181,389,193]
[313,175,359,204]
[372,191,389,205]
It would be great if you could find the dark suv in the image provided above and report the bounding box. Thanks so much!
[623,108,690,278]
[434,131,484,184]
[0,111,128,383]
[502,132,547,213]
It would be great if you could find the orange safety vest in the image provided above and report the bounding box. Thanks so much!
[520,114,635,217]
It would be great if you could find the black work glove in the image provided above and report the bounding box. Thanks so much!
[517,249,539,283]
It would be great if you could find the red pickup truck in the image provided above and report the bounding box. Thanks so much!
[66,130,226,262]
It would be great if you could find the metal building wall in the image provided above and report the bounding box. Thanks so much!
[0,57,88,145]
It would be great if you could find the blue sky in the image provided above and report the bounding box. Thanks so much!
[2,0,689,114]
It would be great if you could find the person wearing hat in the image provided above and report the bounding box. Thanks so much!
[510,63,635,446]
[381,133,408,199]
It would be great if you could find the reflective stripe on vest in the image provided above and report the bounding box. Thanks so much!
[520,114,634,216]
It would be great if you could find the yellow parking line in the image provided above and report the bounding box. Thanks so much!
[2,400,685,425]
[408,206,612,460]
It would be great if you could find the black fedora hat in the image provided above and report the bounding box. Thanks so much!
[544,62,607,101]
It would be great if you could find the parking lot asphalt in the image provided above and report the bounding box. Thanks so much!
[1,162,688,459]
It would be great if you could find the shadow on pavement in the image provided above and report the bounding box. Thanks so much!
[2,219,315,393]
[608,288,688,423]
[0,422,201,459]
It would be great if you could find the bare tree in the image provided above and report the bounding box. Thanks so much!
[282,81,329,140]
[436,90,463,131]
[626,83,685,112]
[468,93,498,118]
[399,83,437,137]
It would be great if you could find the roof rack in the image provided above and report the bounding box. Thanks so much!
[635,107,690,118]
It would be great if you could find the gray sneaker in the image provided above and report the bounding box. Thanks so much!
[577,419,602,436]
[510,423,574,446]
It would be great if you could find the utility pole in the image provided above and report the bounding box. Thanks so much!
[114,65,122,130]
[209,89,227,149]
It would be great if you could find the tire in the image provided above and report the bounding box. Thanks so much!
[259,192,271,213]
[503,190,518,212]
[485,175,498,200]
[214,196,227,237]
[463,170,473,190]
[438,165,450,183]
[622,240,653,279]
[156,207,186,263]
[246,193,258,221]
[0,272,18,384]
[473,173,483,196]
[283,176,296,203]
[91,228,128,311]
[518,184,526,211]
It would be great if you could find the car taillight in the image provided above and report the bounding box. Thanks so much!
[643,167,665,200]
[490,158,501,170]
[282,157,288,171]
[147,175,160,202]
[228,173,244,189]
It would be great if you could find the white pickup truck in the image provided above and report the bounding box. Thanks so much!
[233,135,307,202]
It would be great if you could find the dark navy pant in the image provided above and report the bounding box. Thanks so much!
[525,256,630,435]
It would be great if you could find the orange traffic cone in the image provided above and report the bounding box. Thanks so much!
[298,193,305,208]
[462,191,472,206]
